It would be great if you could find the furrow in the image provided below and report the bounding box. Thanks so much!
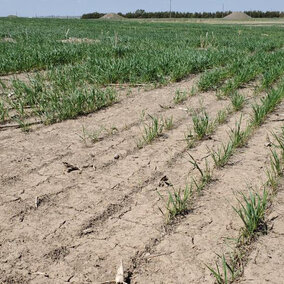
[0,87,265,283]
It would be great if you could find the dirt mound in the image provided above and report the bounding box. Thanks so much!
[101,13,124,20]
[1,37,16,43]
[59,37,100,44]
[224,12,252,20]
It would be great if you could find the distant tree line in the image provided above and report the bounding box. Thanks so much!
[81,10,284,19]
[245,11,284,18]
[82,12,105,19]
[121,11,231,19]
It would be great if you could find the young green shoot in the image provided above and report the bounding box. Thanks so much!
[233,189,268,241]
[173,89,187,104]
[206,254,239,284]
[137,115,173,148]
[188,153,212,193]
[230,92,245,111]
[211,142,234,168]
[158,185,191,221]
[192,111,210,140]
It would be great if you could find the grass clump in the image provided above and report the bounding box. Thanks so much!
[233,190,268,241]
[266,148,283,190]
[185,108,230,149]
[229,118,250,148]
[10,77,117,126]
[273,127,284,155]
[158,185,191,221]
[211,142,234,168]
[251,86,284,126]
[230,92,245,111]
[210,118,250,168]
[0,101,8,122]
[173,89,187,104]
[137,115,173,148]
[198,68,228,92]
[138,115,163,147]
[164,116,174,130]
[216,109,229,125]
[79,126,103,144]
[206,254,240,284]
[269,149,283,176]
[192,111,212,140]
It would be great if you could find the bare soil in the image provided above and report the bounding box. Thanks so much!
[101,14,124,20]
[0,37,17,43]
[224,12,252,20]
[59,38,100,44]
[0,76,283,283]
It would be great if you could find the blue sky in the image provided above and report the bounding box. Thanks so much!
[1,0,284,17]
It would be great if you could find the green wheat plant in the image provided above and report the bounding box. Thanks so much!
[215,109,229,125]
[163,116,174,130]
[272,127,284,155]
[251,87,284,126]
[137,115,173,148]
[230,92,245,111]
[233,190,268,240]
[79,126,103,144]
[188,153,212,193]
[192,111,211,139]
[173,89,187,104]
[0,101,8,122]
[229,118,249,148]
[158,185,191,221]
[266,148,283,190]
[211,142,234,168]
[206,254,239,284]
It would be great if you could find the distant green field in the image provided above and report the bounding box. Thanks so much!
[0,18,284,125]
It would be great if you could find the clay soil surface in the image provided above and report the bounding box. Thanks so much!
[0,75,284,283]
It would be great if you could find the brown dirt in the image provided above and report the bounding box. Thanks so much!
[224,12,252,20]
[0,37,17,43]
[59,37,100,44]
[0,75,283,283]
[101,13,124,20]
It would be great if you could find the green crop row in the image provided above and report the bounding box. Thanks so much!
[0,18,284,126]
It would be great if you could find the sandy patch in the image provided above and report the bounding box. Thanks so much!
[59,37,100,44]
[0,37,16,43]
[224,12,252,20]
[101,13,124,20]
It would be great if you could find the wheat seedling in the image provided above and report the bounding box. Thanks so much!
[230,92,245,111]
[192,111,210,139]
[137,115,173,148]
[228,117,249,148]
[211,142,234,168]
[188,153,212,193]
[206,254,239,284]
[158,185,191,221]
[163,116,174,130]
[233,189,268,241]
[173,89,187,104]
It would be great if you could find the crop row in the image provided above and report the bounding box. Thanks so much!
[0,19,284,126]
[1,18,283,78]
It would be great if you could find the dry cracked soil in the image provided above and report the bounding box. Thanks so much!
[0,75,283,283]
